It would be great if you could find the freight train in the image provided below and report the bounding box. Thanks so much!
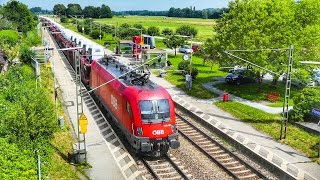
[41,17,180,156]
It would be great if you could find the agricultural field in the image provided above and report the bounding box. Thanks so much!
[95,16,216,41]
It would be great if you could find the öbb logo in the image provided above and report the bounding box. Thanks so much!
[152,130,164,135]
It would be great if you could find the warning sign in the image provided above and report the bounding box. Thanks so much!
[79,113,88,134]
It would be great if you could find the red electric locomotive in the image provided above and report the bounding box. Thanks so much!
[90,58,180,155]
[43,17,180,156]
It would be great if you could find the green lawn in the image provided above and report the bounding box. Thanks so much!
[96,16,216,41]
[160,54,227,99]
[215,101,320,163]
[214,82,301,107]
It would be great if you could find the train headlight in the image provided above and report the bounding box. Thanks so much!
[137,127,143,136]
[171,124,177,133]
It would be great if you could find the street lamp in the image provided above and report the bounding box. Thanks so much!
[81,15,84,34]
[174,34,193,90]
[98,15,103,43]
[89,18,92,34]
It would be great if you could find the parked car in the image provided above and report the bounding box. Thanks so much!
[225,70,255,85]
[179,45,193,54]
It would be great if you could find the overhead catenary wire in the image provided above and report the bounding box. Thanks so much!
[224,51,281,76]
[87,54,164,93]
[226,48,289,52]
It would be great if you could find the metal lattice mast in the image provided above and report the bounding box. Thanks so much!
[280,45,294,140]
[75,51,87,162]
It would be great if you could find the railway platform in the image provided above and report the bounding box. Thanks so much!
[149,75,320,180]
[45,27,143,180]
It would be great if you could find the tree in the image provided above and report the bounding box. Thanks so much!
[133,24,146,34]
[67,4,82,16]
[29,7,42,13]
[90,29,103,39]
[162,28,173,36]
[100,4,113,18]
[296,0,320,28]
[118,23,132,39]
[202,37,222,70]
[215,0,299,90]
[147,26,160,36]
[2,1,36,33]
[202,10,208,19]
[0,15,14,30]
[53,4,66,16]
[290,87,320,122]
[176,25,198,37]
[163,35,185,56]
[83,6,96,18]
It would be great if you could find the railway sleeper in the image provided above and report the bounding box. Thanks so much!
[213,153,230,159]
[227,165,245,170]
[232,169,252,175]
[200,143,216,148]
[222,160,239,166]
[192,137,208,142]
[238,173,259,179]
[178,126,194,131]
[219,157,234,163]
[204,146,220,151]
[206,150,224,154]
[161,176,184,180]
[181,129,198,134]
[155,167,177,171]
[197,140,211,145]
[157,171,180,177]
[150,163,171,168]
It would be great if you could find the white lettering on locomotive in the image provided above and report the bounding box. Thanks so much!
[152,130,164,135]
[111,95,117,109]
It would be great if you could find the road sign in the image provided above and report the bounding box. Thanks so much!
[79,113,88,134]
[311,108,320,118]
[183,54,189,61]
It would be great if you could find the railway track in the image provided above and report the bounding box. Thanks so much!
[176,111,267,180]
[141,154,190,180]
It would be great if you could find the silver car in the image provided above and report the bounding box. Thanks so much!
[178,45,193,54]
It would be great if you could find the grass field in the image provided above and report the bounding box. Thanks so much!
[158,54,227,99]
[96,16,216,41]
[215,82,301,107]
[215,101,320,163]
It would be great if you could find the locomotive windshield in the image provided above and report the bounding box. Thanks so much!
[139,99,170,123]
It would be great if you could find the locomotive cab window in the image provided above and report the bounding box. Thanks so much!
[139,99,170,123]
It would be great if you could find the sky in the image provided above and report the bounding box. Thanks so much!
[0,0,230,11]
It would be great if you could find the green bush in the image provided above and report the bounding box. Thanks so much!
[0,65,58,177]
[19,45,35,64]
[90,30,103,39]
[178,60,189,72]
[290,87,320,122]
[60,16,68,23]
[147,26,160,36]
[0,30,19,46]
[178,61,199,79]
[176,25,198,37]
[0,138,37,179]
[24,30,41,46]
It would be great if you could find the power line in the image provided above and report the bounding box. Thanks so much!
[226,48,289,52]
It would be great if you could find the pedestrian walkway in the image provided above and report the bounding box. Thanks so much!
[203,81,293,114]
[149,74,320,180]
